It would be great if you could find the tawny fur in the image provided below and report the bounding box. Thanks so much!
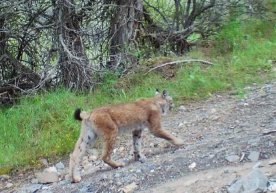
[69,90,183,183]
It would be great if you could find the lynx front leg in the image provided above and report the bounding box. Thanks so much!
[148,115,183,146]
[69,121,97,183]
[132,129,146,162]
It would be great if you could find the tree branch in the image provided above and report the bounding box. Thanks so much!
[145,59,213,74]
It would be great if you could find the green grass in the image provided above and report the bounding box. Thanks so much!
[1,19,276,174]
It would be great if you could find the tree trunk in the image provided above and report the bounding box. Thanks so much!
[108,0,143,69]
[54,0,94,90]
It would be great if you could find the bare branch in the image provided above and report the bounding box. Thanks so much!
[145,59,213,75]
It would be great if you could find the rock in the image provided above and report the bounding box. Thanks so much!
[178,122,184,127]
[268,181,276,191]
[210,108,217,114]
[87,148,99,156]
[36,166,59,184]
[211,115,220,121]
[119,146,125,152]
[18,184,42,193]
[269,159,276,165]
[227,178,243,193]
[227,168,268,193]
[225,155,240,163]
[114,173,121,178]
[178,105,186,112]
[149,143,158,148]
[242,169,268,192]
[31,178,39,184]
[0,174,10,180]
[268,141,274,147]
[248,151,260,162]
[247,138,260,146]
[55,162,65,170]
[39,158,48,166]
[188,162,197,170]
[120,182,138,193]
[6,182,13,188]
[89,155,98,161]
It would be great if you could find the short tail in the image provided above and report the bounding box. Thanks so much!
[74,108,90,121]
[74,108,82,121]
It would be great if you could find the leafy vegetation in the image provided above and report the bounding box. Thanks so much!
[0,18,276,174]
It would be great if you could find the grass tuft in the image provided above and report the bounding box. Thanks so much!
[1,19,276,173]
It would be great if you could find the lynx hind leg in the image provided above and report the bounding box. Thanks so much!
[132,129,146,162]
[101,128,125,168]
[69,120,97,183]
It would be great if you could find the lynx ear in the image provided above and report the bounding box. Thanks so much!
[162,90,168,98]
[155,88,160,95]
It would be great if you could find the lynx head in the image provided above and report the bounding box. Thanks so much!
[155,89,174,115]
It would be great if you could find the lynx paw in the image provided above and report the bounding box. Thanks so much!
[173,138,184,146]
[112,162,125,168]
[72,175,81,183]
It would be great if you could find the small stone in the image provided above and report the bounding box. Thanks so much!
[119,146,125,152]
[36,166,59,184]
[248,138,260,146]
[65,174,71,181]
[225,155,240,163]
[248,151,260,162]
[55,162,65,170]
[242,169,268,192]
[178,105,186,112]
[87,148,99,156]
[6,182,13,188]
[210,108,217,114]
[0,174,10,180]
[188,162,196,170]
[19,184,42,193]
[269,159,276,165]
[227,178,243,193]
[178,122,184,127]
[149,143,155,148]
[82,158,90,166]
[268,181,276,191]
[31,178,39,184]
[121,182,138,193]
[211,115,220,121]
[88,155,98,161]
[114,173,121,178]
[39,158,48,166]
[268,141,274,147]
[243,103,249,106]
[227,169,268,193]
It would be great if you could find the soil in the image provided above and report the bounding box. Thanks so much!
[1,81,276,193]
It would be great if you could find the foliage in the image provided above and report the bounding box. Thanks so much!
[1,18,276,174]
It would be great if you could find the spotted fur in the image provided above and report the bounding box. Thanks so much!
[69,90,183,183]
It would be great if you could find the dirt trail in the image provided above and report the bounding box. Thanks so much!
[141,158,276,193]
[2,81,276,193]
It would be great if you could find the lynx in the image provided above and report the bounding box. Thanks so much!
[69,90,183,183]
